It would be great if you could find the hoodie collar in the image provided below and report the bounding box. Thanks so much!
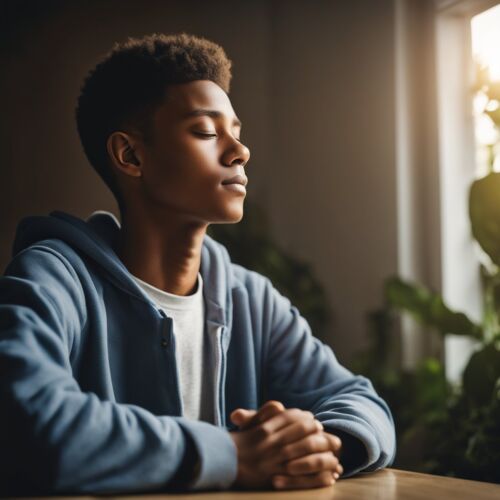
[12,210,232,328]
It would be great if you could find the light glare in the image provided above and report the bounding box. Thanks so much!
[472,5,500,82]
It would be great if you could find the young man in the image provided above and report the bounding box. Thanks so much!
[0,33,395,495]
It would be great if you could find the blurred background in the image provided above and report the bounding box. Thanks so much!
[1,0,500,483]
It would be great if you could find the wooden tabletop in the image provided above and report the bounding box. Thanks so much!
[24,468,500,499]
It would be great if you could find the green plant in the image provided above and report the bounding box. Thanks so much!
[380,276,500,482]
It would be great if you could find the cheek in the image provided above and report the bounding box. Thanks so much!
[142,138,222,202]
[158,135,218,172]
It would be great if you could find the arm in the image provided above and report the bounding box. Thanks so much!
[0,247,236,495]
[262,277,396,476]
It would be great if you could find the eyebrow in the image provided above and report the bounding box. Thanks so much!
[183,109,242,128]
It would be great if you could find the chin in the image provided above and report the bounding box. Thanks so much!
[213,205,244,224]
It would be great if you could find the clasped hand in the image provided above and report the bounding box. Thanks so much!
[229,400,344,490]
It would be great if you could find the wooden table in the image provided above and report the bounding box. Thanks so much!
[27,468,500,499]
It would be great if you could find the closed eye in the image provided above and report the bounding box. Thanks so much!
[193,131,242,143]
[194,132,217,138]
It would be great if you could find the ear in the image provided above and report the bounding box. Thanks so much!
[106,131,144,178]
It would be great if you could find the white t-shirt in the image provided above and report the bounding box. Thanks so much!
[132,272,209,421]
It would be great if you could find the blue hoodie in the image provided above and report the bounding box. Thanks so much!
[0,210,395,495]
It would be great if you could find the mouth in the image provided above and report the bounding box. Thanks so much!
[221,174,248,187]
[222,183,246,194]
[221,174,247,195]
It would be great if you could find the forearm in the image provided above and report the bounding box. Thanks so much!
[313,383,396,476]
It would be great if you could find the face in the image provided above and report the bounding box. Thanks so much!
[129,80,251,224]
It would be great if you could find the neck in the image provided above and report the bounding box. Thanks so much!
[114,203,208,296]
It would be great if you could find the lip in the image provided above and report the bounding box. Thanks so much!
[223,183,246,194]
[221,174,248,186]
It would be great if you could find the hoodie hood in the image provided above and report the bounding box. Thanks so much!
[11,210,233,328]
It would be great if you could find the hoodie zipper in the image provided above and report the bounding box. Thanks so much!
[158,308,183,416]
[218,326,227,427]
[213,327,224,426]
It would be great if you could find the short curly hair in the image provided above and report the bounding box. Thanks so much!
[75,32,233,206]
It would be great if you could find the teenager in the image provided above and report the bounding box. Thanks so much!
[0,33,395,495]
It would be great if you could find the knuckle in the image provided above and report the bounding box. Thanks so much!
[286,408,302,421]
[304,410,314,420]
[317,455,326,468]
[281,445,293,461]
[302,435,316,453]
[257,423,272,439]
[300,459,312,473]
[319,434,330,451]
[324,454,334,469]
[311,456,321,470]
[299,420,310,433]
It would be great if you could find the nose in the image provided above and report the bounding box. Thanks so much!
[222,138,251,168]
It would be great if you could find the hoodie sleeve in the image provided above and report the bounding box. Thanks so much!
[0,246,237,495]
[262,277,396,477]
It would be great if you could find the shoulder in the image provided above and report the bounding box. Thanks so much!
[6,239,84,285]
[229,263,293,325]
[204,234,271,294]
[230,262,270,292]
[4,239,87,314]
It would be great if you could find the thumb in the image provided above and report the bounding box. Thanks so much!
[230,408,257,427]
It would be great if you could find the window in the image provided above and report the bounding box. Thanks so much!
[436,0,500,382]
[471,4,500,175]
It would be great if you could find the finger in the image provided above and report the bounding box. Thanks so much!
[254,400,286,423]
[252,408,315,439]
[321,433,343,476]
[324,432,342,456]
[261,400,286,412]
[336,462,344,476]
[336,461,344,476]
[280,432,331,462]
[230,408,257,427]
[240,401,285,431]
[272,471,335,490]
[231,401,284,430]
[269,418,323,448]
[285,451,339,476]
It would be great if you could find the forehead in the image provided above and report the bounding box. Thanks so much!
[156,80,238,125]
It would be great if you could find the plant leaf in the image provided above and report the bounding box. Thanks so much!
[385,277,483,339]
[463,343,500,406]
[469,173,500,267]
